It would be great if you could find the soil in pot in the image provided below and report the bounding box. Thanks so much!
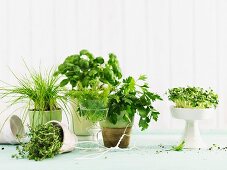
[102,127,132,148]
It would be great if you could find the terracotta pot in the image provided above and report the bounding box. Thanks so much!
[100,112,134,148]
[102,127,132,148]
[28,109,62,128]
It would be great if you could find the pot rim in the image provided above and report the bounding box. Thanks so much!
[170,105,215,111]
[28,108,62,112]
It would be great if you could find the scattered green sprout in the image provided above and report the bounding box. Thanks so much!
[107,75,162,131]
[12,123,63,161]
[171,141,185,151]
[167,86,218,109]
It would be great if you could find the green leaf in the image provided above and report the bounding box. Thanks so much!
[171,141,185,151]
[58,64,66,74]
[60,79,69,87]
[139,118,149,131]
[95,57,104,64]
[80,49,94,60]
[138,75,147,81]
[138,107,148,118]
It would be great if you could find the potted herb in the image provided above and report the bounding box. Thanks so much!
[55,50,122,139]
[167,86,219,149]
[100,75,162,148]
[12,121,77,161]
[69,82,110,123]
[0,69,68,128]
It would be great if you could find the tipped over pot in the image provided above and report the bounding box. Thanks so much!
[0,115,25,144]
[48,121,77,153]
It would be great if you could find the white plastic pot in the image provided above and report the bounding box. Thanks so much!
[0,115,25,144]
[48,121,78,153]
[171,106,214,149]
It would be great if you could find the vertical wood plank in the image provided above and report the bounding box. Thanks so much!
[8,0,31,79]
[31,0,56,70]
[76,0,102,55]
[170,0,195,129]
[123,0,147,77]
[99,0,124,71]
[194,0,218,129]
[217,0,227,129]
[55,0,78,64]
[146,0,171,130]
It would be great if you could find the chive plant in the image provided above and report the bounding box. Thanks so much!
[0,68,69,118]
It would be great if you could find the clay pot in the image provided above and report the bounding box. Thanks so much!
[102,127,132,148]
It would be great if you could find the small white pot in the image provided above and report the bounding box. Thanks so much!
[171,106,214,149]
[0,115,25,144]
[48,121,78,153]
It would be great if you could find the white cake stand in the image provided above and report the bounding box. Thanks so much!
[171,106,214,149]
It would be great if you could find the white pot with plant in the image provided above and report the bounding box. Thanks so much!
[167,86,219,149]
[55,50,122,140]
[12,121,77,161]
[0,68,68,128]
[100,75,162,148]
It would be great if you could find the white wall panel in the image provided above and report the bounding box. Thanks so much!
[194,0,218,129]
[146,0,171,130]
[217,0,227,129]
[0,0,226,130]
[170,0,195,129]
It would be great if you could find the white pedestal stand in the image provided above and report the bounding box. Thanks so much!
[171,107,214,149]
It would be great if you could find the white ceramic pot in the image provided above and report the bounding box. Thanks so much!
[171,106,214,149]
[0,115,25,144]
[48,121,77,153]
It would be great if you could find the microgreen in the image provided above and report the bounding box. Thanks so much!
[167,86,218,109]
[107,75,162,130]
[12,123,63,161]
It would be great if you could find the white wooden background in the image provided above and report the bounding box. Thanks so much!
[0,0,227,131]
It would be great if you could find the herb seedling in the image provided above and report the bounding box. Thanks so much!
[12,123,63,161]
[167,87,218,109]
